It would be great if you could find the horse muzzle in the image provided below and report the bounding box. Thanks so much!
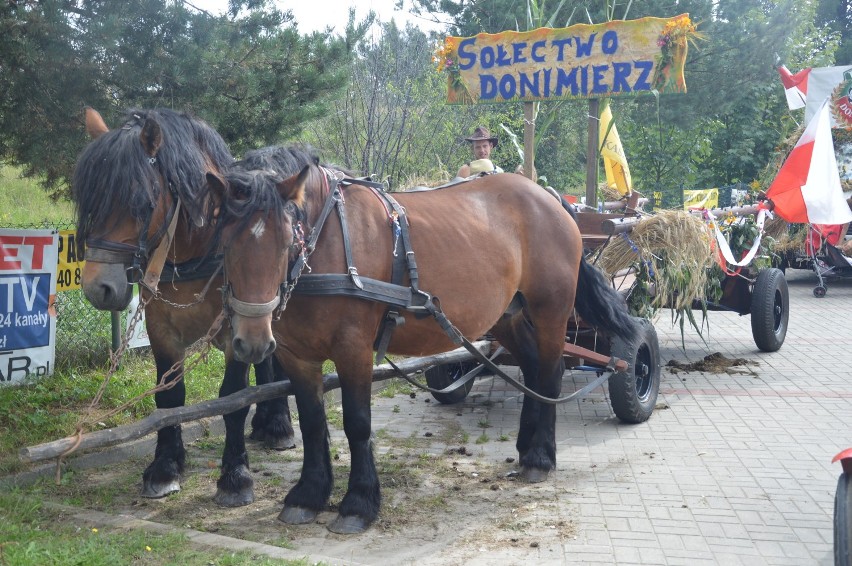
[81,261,134,311]
[231,317,277,364]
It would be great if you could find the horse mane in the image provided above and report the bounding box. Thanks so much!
[213,145,321,251]
[72,108,234,244]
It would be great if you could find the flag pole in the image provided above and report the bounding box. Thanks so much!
[523,102,536,180]
[586,98,600,208]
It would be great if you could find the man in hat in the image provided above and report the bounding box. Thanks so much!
[456,126,504,178]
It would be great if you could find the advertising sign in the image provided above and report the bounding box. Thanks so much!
[0,229,58,384]
[437,14,694,104]
[56,229,85,292]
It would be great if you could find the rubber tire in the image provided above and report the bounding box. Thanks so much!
[750,268,789,352]
[608,318,661,424]
[425,361,477,404]
[836,472,852,566]
[814,285,827,298]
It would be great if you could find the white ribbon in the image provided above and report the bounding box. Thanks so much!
[708,208,770,267]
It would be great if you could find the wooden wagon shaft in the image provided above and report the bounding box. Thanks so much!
[20,341,491,464]
[706,204,762,219]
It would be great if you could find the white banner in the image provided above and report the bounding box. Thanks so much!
[804,65,852,128]
[0,229,58,384]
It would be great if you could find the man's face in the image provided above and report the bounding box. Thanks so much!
[472,139,493,160]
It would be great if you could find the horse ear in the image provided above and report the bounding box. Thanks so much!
[206,172,228,216]
[140,117,163,158]
[85,107,109,139]
[276,166,309,207]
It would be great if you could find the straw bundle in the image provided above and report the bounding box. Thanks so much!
[599,182,623,202]
[595,210,714,313]
[771,223,807,253]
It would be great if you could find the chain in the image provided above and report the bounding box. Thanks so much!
[146,263,224,310]
[55,287,227,482]
[272,221,310,320]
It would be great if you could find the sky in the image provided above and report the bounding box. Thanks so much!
[193,0,443,35]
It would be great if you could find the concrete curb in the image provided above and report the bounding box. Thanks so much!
[42,500,368,566]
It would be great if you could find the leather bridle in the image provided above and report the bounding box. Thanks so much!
[83,156,182,293]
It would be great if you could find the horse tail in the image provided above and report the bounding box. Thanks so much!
[574,255,640,343]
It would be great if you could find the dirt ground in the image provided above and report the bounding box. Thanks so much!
[36,387,587,565]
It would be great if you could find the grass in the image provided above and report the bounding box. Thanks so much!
[0,348,229,476]
[0,491,312,566]
[376,376,415,398]
[0,165,73,225]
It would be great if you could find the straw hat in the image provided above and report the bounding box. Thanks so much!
[464,126,498,147]
[468,159,496,174]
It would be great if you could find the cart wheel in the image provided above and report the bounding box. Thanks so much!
[814,285,827,298]
[425,361,477,404]
[835,472,852,566]
[608,317,660,424]
[750,268,789,352]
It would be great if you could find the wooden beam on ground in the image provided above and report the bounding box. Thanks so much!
[20,341,491,464]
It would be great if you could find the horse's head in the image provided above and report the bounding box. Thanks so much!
[72,107,233,310]
[210,165,309,364]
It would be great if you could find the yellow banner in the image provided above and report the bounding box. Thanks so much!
[437,14,693,104]
[56,229,85,292]
[683,188,719,210]
[600,105,632,195]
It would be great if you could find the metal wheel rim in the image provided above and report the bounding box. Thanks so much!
[634,343,653,401]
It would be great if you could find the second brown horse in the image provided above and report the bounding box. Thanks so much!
[209,151,639,533]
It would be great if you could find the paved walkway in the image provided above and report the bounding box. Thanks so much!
[379,267,847,565]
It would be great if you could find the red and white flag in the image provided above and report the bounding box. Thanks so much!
[777,65,810,110]
[766,98,852,225]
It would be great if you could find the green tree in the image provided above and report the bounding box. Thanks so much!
[304,20,521,188]
[0,0,363,197]
[817,0,852,64]
[409,0,839,194]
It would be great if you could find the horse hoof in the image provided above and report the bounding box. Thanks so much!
[140,479,180,498]
[265,435,296,451]
[519,467,549,483]
[327,514,370,535]
[278,506,318,524]
[214,488,254,507]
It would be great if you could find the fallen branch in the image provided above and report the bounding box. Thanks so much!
[20,342,490,464]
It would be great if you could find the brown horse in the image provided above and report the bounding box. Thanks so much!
[72,108,294,507]
[209,154,639,533]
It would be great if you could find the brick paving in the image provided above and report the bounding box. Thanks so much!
[376,267,848,565]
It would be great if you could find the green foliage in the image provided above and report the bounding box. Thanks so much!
[303,20,523,187]
[0,165,73,224]
[0,348,227,475]
[816,0,852,64]
[0,0,363,198]
[2,0,845,206]
[717,213,778,271]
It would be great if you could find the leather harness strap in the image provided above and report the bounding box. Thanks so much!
[284,171,621,404]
